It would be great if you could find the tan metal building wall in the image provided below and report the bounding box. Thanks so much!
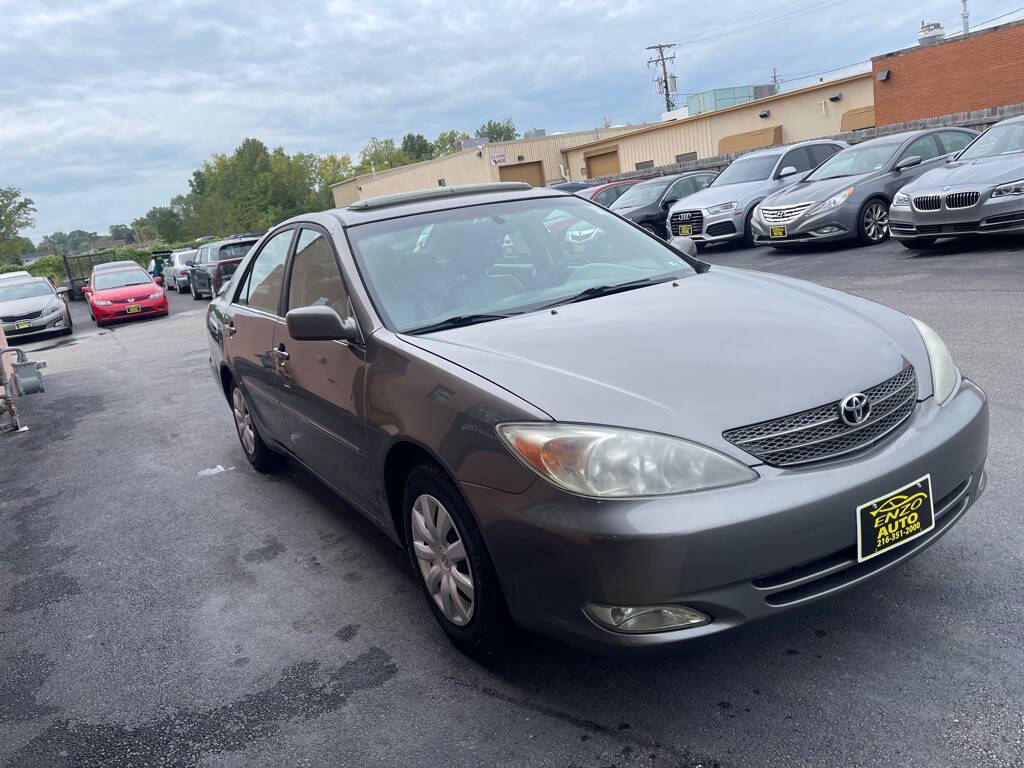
[563,73,874,180]
[330,125,642,206]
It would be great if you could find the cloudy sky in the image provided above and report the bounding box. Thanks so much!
[1,0,1019,242]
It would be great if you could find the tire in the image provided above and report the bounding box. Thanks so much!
[694,242,706,252]
[403,462,509,656]
[178,282,187,294]
[857,198,890,245]
[191,281,202,300]
[61,326,73,336]
[897,237,938,250]
[741,209,756,247]
[230,384,285,472]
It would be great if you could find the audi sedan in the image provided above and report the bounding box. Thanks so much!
[206,182,988,655]
[753,128,977,248]
[84,264,168,327]
[890,115,1024,248]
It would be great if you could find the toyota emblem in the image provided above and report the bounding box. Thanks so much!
[839,393,871,426]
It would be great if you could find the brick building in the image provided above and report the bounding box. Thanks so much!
[873,19,1024,125]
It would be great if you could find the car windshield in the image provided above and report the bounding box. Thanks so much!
[806,139,902,180]
[348,197,696,333]
[710,154,781,186]
[219,242,255,260]
[0,279,52,301]
[957,122,1024,160]
[610,179,670,209]
[94,269,152,290]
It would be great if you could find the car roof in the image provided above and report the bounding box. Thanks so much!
[0,276,44,288]
[205,236,259,248]
[93,260,140,272]
[632,171,710,187]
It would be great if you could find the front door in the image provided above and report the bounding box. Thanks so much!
[275,227,374,516]
[223,228,295,448]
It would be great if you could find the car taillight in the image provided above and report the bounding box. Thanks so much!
[179,269,188,276]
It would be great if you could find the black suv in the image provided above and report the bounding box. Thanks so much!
[187,236,258,299]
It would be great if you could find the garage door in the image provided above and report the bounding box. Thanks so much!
[586,150,620,179]
[498,161,545,187]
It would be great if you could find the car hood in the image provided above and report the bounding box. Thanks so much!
[763,173,874,206]
[670,180,772,212]
[403,267,929,462]
[0,295,58,316]
[904,154,1024,191]
[93,283,157,301]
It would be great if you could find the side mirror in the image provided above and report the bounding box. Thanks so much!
[286,305,360,342]
[56,286,69,295]
[185,260,194,267]
[777,166,799,178]
[82,286,92,295]
[154,276,163,285]
[670,235,698,258]
[894,155,922,171]
[662,196,679,209]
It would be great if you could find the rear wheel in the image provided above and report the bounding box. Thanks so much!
[191,281,201,300]
[403,462,509,656]
[898,237,937,250]
[857,198,890,245]
[178,282,187,294]
[231,385,285,472]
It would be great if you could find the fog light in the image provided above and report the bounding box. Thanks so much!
[814,225,843,235]
[583,603,710,634]
[54,317,64,327]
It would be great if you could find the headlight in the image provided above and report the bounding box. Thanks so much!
[808,187,854,216]
[991,178,1024,197]
[149,291,163,299]
[44,300,62,314]
[892,191,911,208]
[911,318,959,404]
[496,423,757,498]
[703,201,737,216]
[94,300,112,306]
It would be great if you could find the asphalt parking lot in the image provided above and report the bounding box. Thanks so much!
[2,237,1023,768]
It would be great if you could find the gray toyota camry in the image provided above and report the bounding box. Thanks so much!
[752,128,977,248]
[890,115,1024,248]
[206,182,988,654]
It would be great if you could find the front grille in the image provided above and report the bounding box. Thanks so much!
[753,473,973,607]
[705,221,737,237]
[1,310,42,323]
[916,225,941,234]
[952,221,980,232]
[723,366,917,467]
[913,195,941,211]
[670,210,703,236]
[760,203,813,225]
[982,210,1024,229]
[945,191,980,209]
[112,296,150,304]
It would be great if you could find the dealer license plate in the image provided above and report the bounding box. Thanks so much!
[678,224,693,236]
[126,304,142,314]
[857,474,934,562]
[770,225,787,239]
[16,321,31,330]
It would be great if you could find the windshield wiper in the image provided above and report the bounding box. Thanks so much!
[404,312,518,335]
[538,275,680,311]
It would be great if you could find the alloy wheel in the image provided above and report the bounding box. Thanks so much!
[410,493,475,626]
[232,388,255,456]
[863,202,889,242]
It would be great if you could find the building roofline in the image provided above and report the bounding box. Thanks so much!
[559,72,873,156]
[872,17,1024,60]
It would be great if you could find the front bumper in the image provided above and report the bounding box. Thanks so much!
[667,207,748,244]
[463,379,988,652]
[93,296,168,323]
[752,204,858,246]
[2,307,69,338]
[889,193,1024,239]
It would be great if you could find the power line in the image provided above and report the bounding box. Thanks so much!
[646,43,677,112]
[666,0,846,46]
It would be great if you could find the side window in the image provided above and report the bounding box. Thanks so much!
[287,229,351,317]
[694,174,714,191]
[238,230,292,314]
[666,177,694,201]
[593,187,618,206]
[901,134,942,163]
[939,131,974,154]
[810,144,840,166]
[778,147,814,176]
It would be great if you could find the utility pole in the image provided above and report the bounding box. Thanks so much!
[646,43,677,112]
[771,67,780,92]
[961,0,969,35]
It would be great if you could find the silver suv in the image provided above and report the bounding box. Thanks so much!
[666,140,846,247]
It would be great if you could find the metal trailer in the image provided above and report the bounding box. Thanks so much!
[62,250,121,300]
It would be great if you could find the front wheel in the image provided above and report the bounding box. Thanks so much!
[858,199,890,245]
[231,385,285,472]
[403,463,509,656]
[898,237,937,250]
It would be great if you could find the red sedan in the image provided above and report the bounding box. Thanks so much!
[578,178,642,207]
[84,265,168,327]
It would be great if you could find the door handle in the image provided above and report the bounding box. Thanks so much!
[224,321,236,336]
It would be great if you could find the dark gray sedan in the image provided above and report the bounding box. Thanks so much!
[890,115,1024,248]
[753,128,977,247]
[206,183,988,655]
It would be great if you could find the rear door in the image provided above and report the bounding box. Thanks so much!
[274,227,375,515]
[222,228,296,449]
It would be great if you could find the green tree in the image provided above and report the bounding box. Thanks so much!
[133,207,185,243]
[0,187,36,263]
[434,129,470,156]
[400,133,435,162]
[0,236,35,265]
[359,137,407,173]
[109,224,134,243]
[66,229,99,253]
[475,118,517,142]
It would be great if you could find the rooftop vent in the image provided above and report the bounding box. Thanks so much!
[918,20,945,45]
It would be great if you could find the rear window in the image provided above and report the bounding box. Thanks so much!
[217,242,256,261]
